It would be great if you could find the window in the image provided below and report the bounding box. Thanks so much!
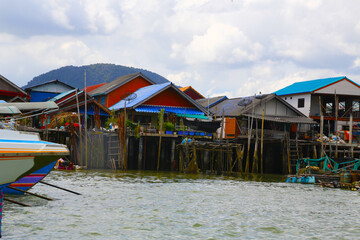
[339,101,346,111]
[298,98,305,108]
[326,102,333,114]
[353,100,359,112]
[100,96,105,105]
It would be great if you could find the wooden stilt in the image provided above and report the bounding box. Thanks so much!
[350,114,353,157]
[204,150,209,171]
[252,118,259,174]
[335,91,338,158]
[170,139,176,171]
[138,137,143,170]
[157,109,164,172]
[260,109,264,175]
[320,115,324,157]
[0,190,3,238]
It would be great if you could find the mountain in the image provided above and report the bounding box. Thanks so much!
[23,63,169,89]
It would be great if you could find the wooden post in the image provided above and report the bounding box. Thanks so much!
[157,109,164,171]
[220,109,225,141]
[84,70,88,168]
[138,136,143,170]
[320,115,324,157]
[252,118,259,174]
[75,89,82,166]
[170,139,176,171]
[245,115,251,174]
[313,144,317,159]
[236,146,244,174]
[204,150,209,171]
[260,109,264,175]
[350,114,353,157]
[335,91,338,158]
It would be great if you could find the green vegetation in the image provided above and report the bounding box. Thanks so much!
[158,108,165,130]
[105,110,117,129]
[164,122,175,131]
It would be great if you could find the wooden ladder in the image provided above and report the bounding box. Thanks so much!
[286,134,300,174]
[107,134,120,169]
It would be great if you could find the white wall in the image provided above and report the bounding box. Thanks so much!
[32,83,73,93]
[315,79,360,95]
[280,93,311,117]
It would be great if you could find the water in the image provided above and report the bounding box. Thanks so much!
[2,170,360,239]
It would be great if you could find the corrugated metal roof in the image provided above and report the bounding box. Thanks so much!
[25,79,75,91]
[179,86,205,99]
[0,106,21,114]
[135,105,204,115]
[209,94,311,122]
[110,83,171,110]
[210,95,275,117]
[89,72,155,96]
[242,114,316,124]
[0,74,27,95]
[274,76,356,96]
[196,96,228,108]
[0,101,58,110]
[48,89,78,102]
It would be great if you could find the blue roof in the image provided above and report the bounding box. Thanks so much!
[135,105,204,115]
[274,76,357,96]
[48,89,78,102]
[110,82,171,110]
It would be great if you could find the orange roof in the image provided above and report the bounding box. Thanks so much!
[83,83,107,93]
[179,86,205,99]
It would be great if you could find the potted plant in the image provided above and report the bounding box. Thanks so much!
[164,122,175,134]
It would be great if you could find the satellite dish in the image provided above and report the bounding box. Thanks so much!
[122,92,137,102]
[238,98,252,106]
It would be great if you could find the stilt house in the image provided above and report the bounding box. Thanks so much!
[0,74,28,102]
[275,76,360,134]
[109,82,208,131]
[25,79,75,102]
[89,72,159,108]
[208,94,315,139]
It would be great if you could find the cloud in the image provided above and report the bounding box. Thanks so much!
[166,71,201,87]
[171,22,263,65]
[1,0,360,98]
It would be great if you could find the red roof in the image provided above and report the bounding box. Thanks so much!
[83,83,107,93]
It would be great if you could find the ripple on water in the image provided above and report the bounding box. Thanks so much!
[2,170,360,239]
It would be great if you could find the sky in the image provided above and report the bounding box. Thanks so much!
[1,0,360,98]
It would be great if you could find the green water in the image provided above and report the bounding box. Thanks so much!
[3,170,360,239]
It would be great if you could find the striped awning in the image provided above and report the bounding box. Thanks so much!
[176,114,209,119]
[135,105,205,116]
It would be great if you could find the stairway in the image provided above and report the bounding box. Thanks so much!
[286,136,300,174]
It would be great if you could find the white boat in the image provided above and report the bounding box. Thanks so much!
[0,128,69,189]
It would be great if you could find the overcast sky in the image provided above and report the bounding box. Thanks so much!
[1,0,360,97]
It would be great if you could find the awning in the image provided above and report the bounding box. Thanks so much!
[176,114,209,120]
[0,106,21,114]
[135,105,205,116]
[242,114,316,124]
[0,101,58,111]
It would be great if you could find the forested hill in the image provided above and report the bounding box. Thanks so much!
[23,63,169,89]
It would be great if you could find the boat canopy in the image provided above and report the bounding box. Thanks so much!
[0,101,58,111]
